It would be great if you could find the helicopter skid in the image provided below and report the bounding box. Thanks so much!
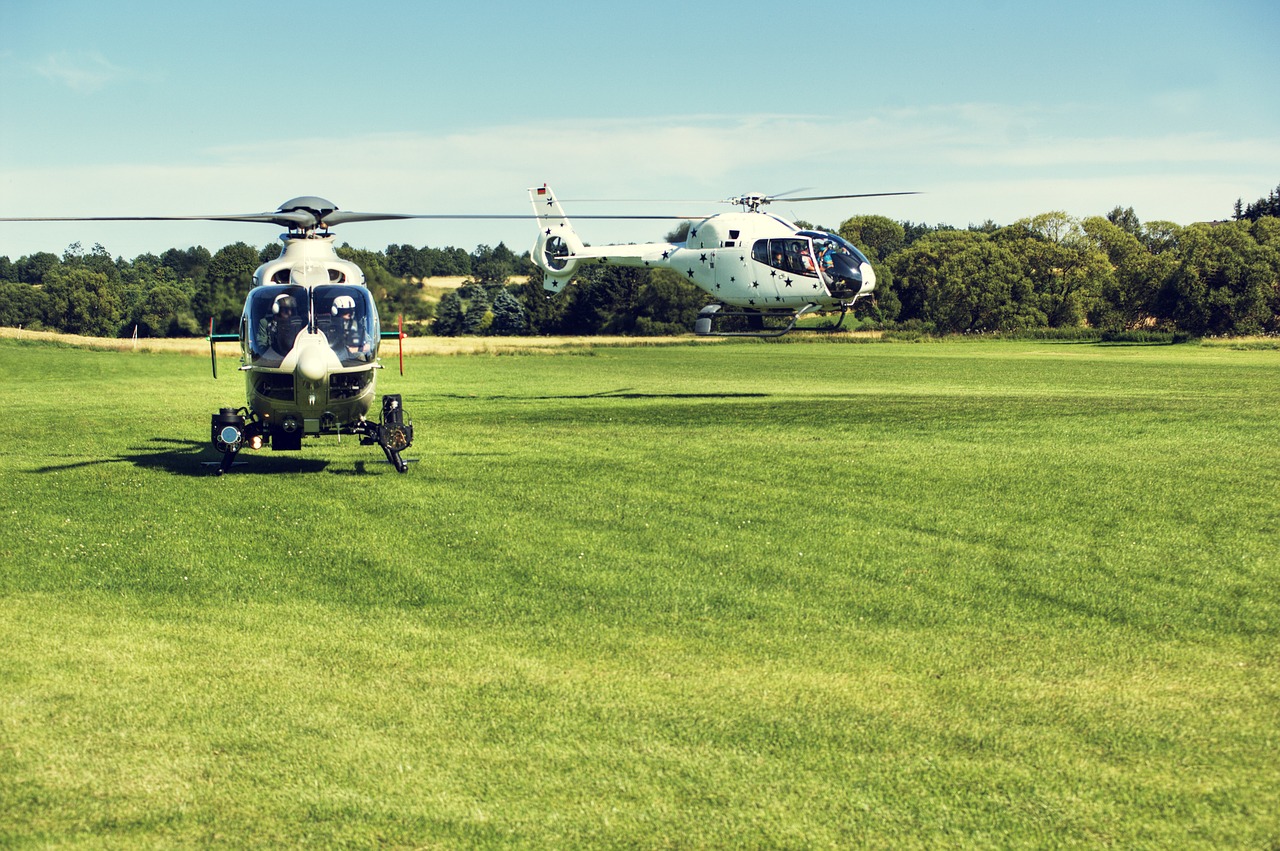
[694,304,850,338]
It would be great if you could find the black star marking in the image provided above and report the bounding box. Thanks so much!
[546,198,555,206]
[784,278,793,287]
[715,283,721,290]
[700,254,707,263]
[770,270,777,278]
[690,229,698,238]
[661,250,670,260]
[751,281,759,289]
[686,269,695,278]
[748,299,756,306]
[544,228,551,235]
[729,277,735,283]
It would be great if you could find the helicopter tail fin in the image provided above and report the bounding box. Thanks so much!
[529,184,584,291]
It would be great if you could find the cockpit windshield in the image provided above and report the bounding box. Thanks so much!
[314,285,379,366]
[247,285,309,362]
[797,230,872,268]
[245,284,379,365]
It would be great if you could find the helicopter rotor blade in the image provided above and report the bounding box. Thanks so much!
[764,187,814,200]
[768,191,921,203]
[0,211,319,227]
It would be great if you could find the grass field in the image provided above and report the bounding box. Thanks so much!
[0,335,1277,848]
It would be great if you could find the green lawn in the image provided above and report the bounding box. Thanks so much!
[0,336,1277,848]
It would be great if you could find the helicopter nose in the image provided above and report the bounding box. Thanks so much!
[860,261,876,293]
[296,345,329,383]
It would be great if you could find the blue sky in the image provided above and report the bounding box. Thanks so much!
[2,0,1277,259]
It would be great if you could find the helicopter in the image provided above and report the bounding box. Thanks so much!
[527,185,916,336]
[1,196,460,474]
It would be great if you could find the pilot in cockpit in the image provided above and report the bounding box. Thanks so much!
[331,295,370,361]
[256,294,303,354]
[818,241,836,274]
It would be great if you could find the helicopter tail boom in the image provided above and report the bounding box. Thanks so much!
[529,185,689,287]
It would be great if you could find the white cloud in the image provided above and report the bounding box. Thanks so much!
[2,109,1274,257]
[32,52,131,93]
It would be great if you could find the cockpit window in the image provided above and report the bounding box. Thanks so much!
[314,285,379,366]
[751,238,819,278]
[796,230,873,297]
[247,285,309,362]
[797,230,872,267]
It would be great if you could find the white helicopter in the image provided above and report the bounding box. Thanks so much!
[527,185,916,336]
[3,196,479,474]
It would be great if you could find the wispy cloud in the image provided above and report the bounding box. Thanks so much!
[33,52,130,93]
[3,108,1275,257]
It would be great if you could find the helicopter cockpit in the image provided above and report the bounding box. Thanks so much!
[796,230,874,299]
[244,283,380,365]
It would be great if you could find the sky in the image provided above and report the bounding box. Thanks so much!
[1,0,1277,260]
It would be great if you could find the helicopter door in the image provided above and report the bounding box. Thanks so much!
[748,239,790,304]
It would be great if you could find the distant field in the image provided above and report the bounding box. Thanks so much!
[0,336,1277,847]
[0,326,728,356]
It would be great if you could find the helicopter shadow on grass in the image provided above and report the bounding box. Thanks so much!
[32,437,334,477]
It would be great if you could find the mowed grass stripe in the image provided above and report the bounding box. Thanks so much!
[0,337,1277,847]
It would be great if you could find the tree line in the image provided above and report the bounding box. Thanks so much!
[2,183,1278,338]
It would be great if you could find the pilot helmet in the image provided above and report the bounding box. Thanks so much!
[332,295,356,315]
[273,294,296,314]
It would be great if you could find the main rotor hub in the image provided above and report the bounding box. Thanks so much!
[727,193,770,213]
[276,196,339,233]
